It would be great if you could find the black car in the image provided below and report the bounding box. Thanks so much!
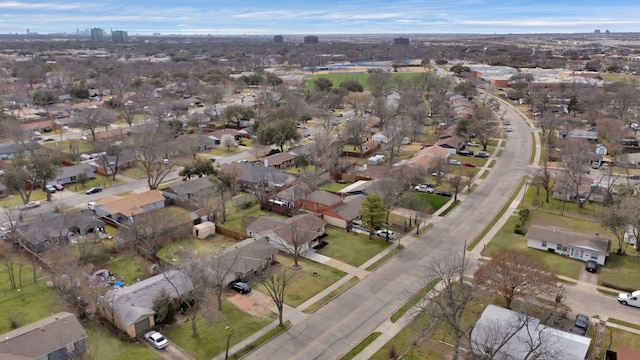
[475,152,489,158]
[86,187,103,194]
[585,260,597,273]
[628,175,640,180]
[434,190,453,197]
[569,314,589,336]
[458,149,474,156]
[229,281,251,294]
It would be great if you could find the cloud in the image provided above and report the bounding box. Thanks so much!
[0,1,83,10]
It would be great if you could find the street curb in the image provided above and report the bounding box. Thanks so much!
[301,277,361,314]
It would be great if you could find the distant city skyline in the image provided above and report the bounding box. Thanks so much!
[0,0,638,35]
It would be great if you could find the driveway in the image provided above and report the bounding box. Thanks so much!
[578,266,599,285]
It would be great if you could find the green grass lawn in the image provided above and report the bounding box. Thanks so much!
[317,227,391,267]
[157,235,237,264]
[303,72,428,91]
[319,182,349,192]
[166,300,276,360]
[0,190,47,208]
[103,252,151,284]
[120,163,148,179]
[370,313,446,360]
[85,322,162,360]
[341,332,382,360]
[400,191,450,213]
[68,175,125,193]
[284,165,317,175]
[589,326,640,360]
[598,254,640,291]
[206,146,242,156]
[41,139,94,153]
[223,203,286,233]
[261,256,346,307]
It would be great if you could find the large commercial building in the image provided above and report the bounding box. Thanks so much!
[90,28,104,42]
[304,36,319,44]
[111,30,129,43]
[273,35,284,43]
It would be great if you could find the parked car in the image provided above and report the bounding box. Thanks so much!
[617,290,640,307]
[86,187,103,194]
[467,141,480,147]
[475,152,489,158]
[42,137,55,142]
[569,314,589,336]
[449,159,461,165]
[434,190,453,197]
[505,120,511,125]
[19,201,41,210]
[45,185,56,193]
[376,229,396,240]
[87,202,97,211]
[628,175,640,180]
[585,260,597,273]
[462,162,476,168]
[33,131,41,136]
[54,184,64,191]
[432,171,445,177]
[415,184,435,193]
[458,149,474,156]
[229,281,251,294]
[506,126,513,132]
[144,331,169,350]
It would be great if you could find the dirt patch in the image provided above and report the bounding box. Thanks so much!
[227,292,273,317]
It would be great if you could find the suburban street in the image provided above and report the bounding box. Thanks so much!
[244,93,534,359]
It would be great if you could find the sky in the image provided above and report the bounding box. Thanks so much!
[0,0,639,35]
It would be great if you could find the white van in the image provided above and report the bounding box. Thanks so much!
[617,290,640,307]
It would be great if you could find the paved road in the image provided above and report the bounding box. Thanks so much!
[244,92,533,360]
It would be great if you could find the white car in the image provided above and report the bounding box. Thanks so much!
[467,141,480,147]
[414,184,435,193]
[144,331,169,350]
[87,202,96,211]
[19,201,40,210]
[617,290,640,307]
[449,159,461,165]
[376,229,396,240]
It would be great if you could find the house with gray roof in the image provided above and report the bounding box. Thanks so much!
[471,304,590,360]
[0,312,87,360]
[98,270,193,337]
[246,214,325,254]
[162,176,217,203]
[221,161,296,189]
[527,224,611,265]
[47,163,95,186]
[0,142,39,160]
[15,211,105,253]
[320,194,366,229]
[207,237,278,285]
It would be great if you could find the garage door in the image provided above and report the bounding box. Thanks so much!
[134,317,151,336]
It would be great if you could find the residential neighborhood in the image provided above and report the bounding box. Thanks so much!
[2,28,640,360]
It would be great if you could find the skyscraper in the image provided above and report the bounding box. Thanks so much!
[111,30,129,43]
[91,28,104,42]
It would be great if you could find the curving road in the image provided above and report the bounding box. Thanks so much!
[244,102,534,359]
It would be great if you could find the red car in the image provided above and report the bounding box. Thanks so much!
[462,162,476,167]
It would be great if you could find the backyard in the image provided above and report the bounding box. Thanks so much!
[223,202,286,233]
[156,235,238,264]
[317,227,392,267]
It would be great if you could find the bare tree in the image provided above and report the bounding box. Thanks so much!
[262,266,294,326]
[78,106,115,141]
[418,251,474,360]
[179,252,210,339]
[221,134,237,152]
[448,170,464,201]
[270,214,323,269]
[131,125,176,190]
[342,118,369,155]
[473,249,557,309]
[208,249,239,311]
[127,210,188,256]
[559,138,602,209]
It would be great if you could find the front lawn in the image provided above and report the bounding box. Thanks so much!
[85,322,162,360]
[317,227,392,267]
[598,254,640,291]
[120,163,147,179]
[206,146,242,156]
[41,139,94,153]
[67,175,125,193]
[260,256,346,308]
[400,191,450,213]
[0,190,47,208]
[157,235,237,264]
[166,300,276,360]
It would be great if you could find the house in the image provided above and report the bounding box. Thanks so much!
[526,225,611,265]
[94,190,166,222]
[47,163,95,186]
[0,142,39,160]
[594,143,608,155]
[372,132,390,144]
[15,211,105,253]
[406,145,450,170]
[436,134,466,155]
[262,152,297,169]
[174,134,217,154]
[209,237,278,285]
[98,270,193,337]
[273,182,313,208]
[471,304,590,360]
[552,175,594,203]
[209,129,242,144]
[86,153,136,176]
[246,213,326,253]
[0,312,87,360]
[300,190,343,213]
[564,129,598,141]
[220,161,296,189]
[321,194,366,229]
[162,177,217,203]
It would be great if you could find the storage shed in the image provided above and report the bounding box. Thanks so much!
[193,221,216,239]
